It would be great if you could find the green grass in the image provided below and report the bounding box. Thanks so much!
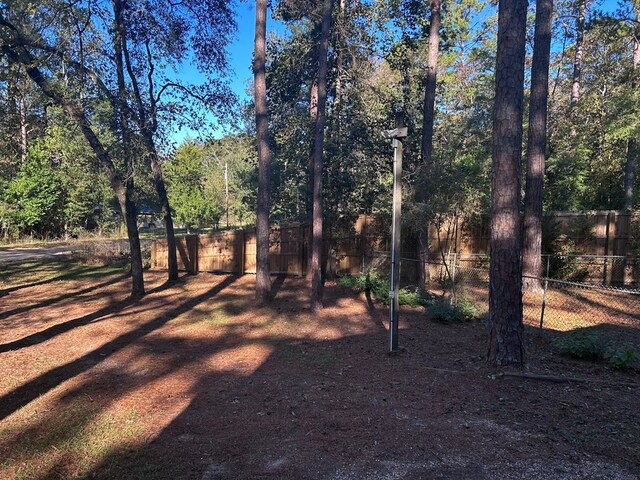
[0,260,127,288]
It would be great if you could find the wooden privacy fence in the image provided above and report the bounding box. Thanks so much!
[151,224,367,276]
[151,212,640,283]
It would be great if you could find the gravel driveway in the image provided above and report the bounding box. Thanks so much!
[0,244,79,263]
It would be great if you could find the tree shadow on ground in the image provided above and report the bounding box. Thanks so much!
[84,300,639,479]
[0,275,238,421]
[0,260,113,295]
[0,272,130,322]
[1,273,639,480]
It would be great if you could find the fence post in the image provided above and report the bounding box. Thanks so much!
[452,252,458,284]
[239,229,246,275]
[298,224,305,276]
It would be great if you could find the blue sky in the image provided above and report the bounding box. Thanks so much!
[171,0,623,144]
[171,3,286,143]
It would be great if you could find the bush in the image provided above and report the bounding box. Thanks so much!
[552,331,603,360]
[427,297,479,324]
[603,346,640,370]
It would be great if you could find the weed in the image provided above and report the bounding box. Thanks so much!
[603,345,640,370]
[552,331,603,360]
[427,297,479,324]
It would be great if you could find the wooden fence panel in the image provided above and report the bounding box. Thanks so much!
[150,212,640,284]
[153,236,196,273]
[198,231,241,273]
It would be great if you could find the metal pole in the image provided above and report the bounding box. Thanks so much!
[224,162,229,229]
[384,112,407,354]
[539,255,551,329]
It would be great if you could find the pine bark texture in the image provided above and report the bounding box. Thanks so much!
[306,79,318,282]
[19,91,27,165]
[522,0,553,291]
[417,0,441,289]
[254,0,272,303]
[488,0,527,367]
[623,4,639,211]
[310,0,333,312]
[570,0,586,107]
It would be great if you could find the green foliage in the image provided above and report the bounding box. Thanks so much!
[603,345,640,370]
[553,332,603,360]
[336,273,425,307]
[1,143,64,237]
[166,135,256,230]
[553,331,639,370]
[165,142,223,230]
[426,297,479,324]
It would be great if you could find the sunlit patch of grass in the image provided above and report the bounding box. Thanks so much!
[0,373,25,392]
[64,264,127,280]
[0,260,125,289]
[179,306,233,330]
[0,400,144,480]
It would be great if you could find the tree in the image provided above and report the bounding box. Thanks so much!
[310,0,333,312]
[0,14,146,296]
[2,144,63,237]
[1,0,235,290]
[570,0,589,107]
[623,0,639,210]
[254,0,272,303]
[417,0,442,289]
[522,0,554,291]
[108,0,236,282]
[165,142,223,231]
[487,0,527,366]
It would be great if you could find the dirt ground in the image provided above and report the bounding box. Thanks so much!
[0,261,639,479]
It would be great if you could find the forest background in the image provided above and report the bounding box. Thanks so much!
[1,0,637,238]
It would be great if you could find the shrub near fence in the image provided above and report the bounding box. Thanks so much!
[414,255,640,356]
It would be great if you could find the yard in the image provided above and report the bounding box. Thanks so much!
[0,260,638,479]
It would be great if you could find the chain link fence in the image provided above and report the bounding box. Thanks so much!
[364,252,640,352]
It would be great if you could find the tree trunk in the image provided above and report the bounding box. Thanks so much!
[150,154,179,280]
[522,0,553,291]
[114,0,179,282]
[119,186,145,297]
[306,78,318,282]
[623,5,639,211]
[487,0,527,367]
[254,0,272,303]
[417,0,441,290]
[19,86,27,165]
[570,0,587,107]
[112,0,145,296]
[310,0,333,313]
